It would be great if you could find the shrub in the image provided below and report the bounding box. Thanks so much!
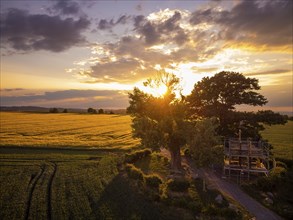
[124,149,152,163]
[145,174,163,188]
[87,107,97,114]
[275,162,288,171]
[271,166,287,178]
[220,208,241,220]
[125,164,144,181]
[167,178,190,192]
[49,108,59,113]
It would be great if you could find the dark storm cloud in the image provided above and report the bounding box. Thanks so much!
[134,11,188,46]
[0,8,90,53]
[190,0,292,47]
[52,0,80,15]
[1,90,129,108]
[98,19,115,30]
[97,15,131,30]
[133,15,145,28]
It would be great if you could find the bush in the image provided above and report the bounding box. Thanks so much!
[49,108,59,113]
[257,177,273,192]
[167,178,190,192]
[125,164,144,181]
[87,107,97,114]
[124,149,152,163]
[275,161,288,170]
[145,174,163,188]
[271,166,287,177]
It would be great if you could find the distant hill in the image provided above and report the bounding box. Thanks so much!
[0,106,126,114]
[0,106,49,112]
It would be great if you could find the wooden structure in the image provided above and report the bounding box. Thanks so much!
[223,138,274,179]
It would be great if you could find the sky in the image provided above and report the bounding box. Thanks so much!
[0,0,292,112]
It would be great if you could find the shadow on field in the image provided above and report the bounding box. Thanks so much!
[95,173,187,220]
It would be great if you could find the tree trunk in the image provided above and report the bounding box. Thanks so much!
[170,147,182,171]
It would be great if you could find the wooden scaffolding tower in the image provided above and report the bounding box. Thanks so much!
[223,138,274,180]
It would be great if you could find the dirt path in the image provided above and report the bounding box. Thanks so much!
[160,149,283,220]
[197,168,283,220]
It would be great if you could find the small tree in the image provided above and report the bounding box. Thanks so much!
[87,107,97,114]
[187,118,222,167]
[63,109,68,113]
[98,108,104,114]
[127,71,187,171]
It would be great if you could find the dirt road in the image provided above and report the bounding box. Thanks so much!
[198,168,283,220]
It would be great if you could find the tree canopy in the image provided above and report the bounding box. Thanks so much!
[187,71,286,139]
[127,71,187,171]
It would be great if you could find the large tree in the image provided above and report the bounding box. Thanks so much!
[127,71,187,171]
[187,71,286,139]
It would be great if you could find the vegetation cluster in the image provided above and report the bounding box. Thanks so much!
[123,151,245,219]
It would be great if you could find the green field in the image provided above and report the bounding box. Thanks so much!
[261,121,293,160]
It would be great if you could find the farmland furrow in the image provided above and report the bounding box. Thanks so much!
[18,125,97,136]
[47,162,57,220]
[24,163,46,220]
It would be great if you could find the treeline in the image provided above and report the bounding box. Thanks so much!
[48,107,127,114]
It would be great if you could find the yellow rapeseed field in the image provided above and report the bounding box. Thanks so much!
[0,112,139,150]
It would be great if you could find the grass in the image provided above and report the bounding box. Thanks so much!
[261,121,293,160]
[0,151,120,220]
[0,112,139,150]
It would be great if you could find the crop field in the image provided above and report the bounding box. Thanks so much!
[0,112,139,150]
[0,152,123,219]
[261,121,293,160]
[0,112,141,219]
[0,112,292,219]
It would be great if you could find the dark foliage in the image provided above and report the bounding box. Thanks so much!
[124,149,152,164]
[167,178,190,192]
[187,71,287,139]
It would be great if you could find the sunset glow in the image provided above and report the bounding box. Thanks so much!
[0,0,292,112]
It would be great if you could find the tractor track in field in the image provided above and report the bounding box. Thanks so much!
[24,161,57,220]
[47,162,57,220]
[25,163,45,220]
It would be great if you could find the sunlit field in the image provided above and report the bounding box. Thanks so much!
[0,112,147,219]
[0,112,139,150]
[261,121,293,160]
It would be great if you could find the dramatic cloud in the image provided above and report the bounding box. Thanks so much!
[97,15,132,30]
[0,8,90,53]
[190,0,292,48]
[76,1,292,85]
[79,9,219,83]
[134,11,189,46]
[51,0,80,15]
[1,90,129,108]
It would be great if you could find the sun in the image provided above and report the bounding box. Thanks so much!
[155,84,168,97]
[138,83,168,97]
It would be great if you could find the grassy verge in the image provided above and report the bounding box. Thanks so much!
[261,121,293,160]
